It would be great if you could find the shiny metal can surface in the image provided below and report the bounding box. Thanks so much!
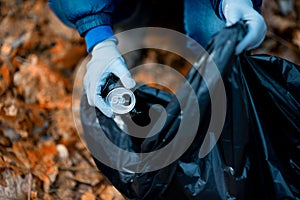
[106,87,136,114]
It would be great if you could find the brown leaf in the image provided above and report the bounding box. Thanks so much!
[29,141,58,192]
[73,161,102,186]
[0,61,10,96]
[81,190,96,200]
[12,141,31,169]
[99,186,125,200]
[48,107,77,145]
[12,140,59,193]
[292,29,300,49]
[13,55,69,106]
[43,193,54,200]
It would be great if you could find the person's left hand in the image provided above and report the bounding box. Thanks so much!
[222,0,267,55]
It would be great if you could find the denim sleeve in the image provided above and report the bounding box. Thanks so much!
[48,0,114,36]
[210,0,263,20]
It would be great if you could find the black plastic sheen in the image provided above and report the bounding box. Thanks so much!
[80,22,300,199]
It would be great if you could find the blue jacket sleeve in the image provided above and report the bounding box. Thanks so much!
[48,0,114,36]
[210,0,263,20]
[48,0,117,52]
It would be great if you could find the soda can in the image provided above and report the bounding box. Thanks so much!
[106,87,136,114]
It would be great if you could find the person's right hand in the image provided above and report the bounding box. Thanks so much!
[83,38,136,117]
[222,0,267,55]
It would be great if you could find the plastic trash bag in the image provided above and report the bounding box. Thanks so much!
[80,22,300,199]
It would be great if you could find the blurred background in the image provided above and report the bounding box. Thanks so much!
[0,0,299,199]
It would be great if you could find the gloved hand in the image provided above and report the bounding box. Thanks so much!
[83,38,136,117]
[222,0,267,54]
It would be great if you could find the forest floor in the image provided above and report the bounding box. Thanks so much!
[0,0,299,199]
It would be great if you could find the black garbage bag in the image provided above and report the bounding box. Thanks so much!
[80,22,300,199]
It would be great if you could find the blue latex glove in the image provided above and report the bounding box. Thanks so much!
[83,38,136,117]
[222,0,267,54]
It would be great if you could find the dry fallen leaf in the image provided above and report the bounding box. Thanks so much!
[13,55,68,106]
[0,61,10,96]
[99,186,125,200]
[292,29,300,49]
[12,140,59,193]
[81,189,96,200]
[0,169,29,200]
